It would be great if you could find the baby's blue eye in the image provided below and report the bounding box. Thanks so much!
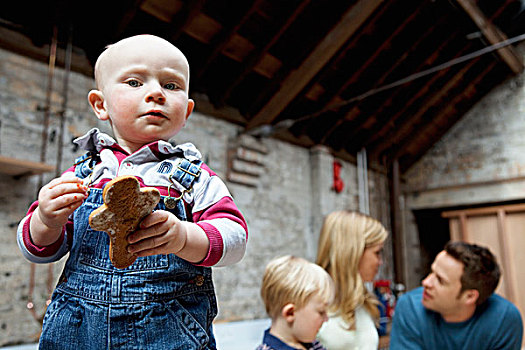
[164,82,177,90]
[127,80,141,87]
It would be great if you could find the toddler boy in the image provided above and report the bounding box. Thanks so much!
[256,255,334,350]
[18,34,247,349]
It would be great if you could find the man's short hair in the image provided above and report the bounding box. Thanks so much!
[260,255,334,319]
[445,241,501,305]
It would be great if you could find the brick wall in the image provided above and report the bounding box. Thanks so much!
[401,44,525,289]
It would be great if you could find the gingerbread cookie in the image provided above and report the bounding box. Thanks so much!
[89,175,160,269]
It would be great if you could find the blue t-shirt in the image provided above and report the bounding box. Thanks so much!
[390,287,523,350]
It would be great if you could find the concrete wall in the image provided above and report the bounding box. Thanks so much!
[0,48,392,346]
[401,44,525,289]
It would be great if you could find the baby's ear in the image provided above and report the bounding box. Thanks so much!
[185,99,195,122]
[88,90,109,121]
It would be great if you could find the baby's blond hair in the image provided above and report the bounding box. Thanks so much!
[260,255,334,320]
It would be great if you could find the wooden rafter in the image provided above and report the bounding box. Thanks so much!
[365,35,472,158]
[114,0,146,39]
[319,4,422,144]
[246,0,384,130]
[218,0,311,105]
[456,0,523,74]
[340,15,453,151]
[362,0,515,159]
[166,0,206,41]
[370,57,478,160]
[390,61,497,167]
[195,0,264,81]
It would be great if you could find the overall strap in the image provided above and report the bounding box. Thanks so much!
[165,159,203,222]
[169,158,202,191]
[73,151,100,179]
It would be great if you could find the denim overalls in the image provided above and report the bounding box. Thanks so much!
[39,153,218,350]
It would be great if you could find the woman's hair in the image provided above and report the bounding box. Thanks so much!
[315,210,388,329]
[260,255,334,320]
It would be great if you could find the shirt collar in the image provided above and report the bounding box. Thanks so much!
[73,128,202,161]
[261,329,316,350]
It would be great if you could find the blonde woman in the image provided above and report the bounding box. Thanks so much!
[315,210,388,350]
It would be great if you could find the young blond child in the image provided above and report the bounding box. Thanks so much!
[17,34,247,349]
[256,255,334,350]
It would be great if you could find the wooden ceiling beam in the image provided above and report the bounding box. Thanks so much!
[319,4,422,144]
[166,0,207,42]
[364,36,469,156]
[394,61,497,171]
[362,0,514,157]
[195,0,264,81]
[369,57,477,160]
[340,15,452,150]
[246,0,384,130]
[218,0,311,105]
[456,0,523,74]
[114,0,146,39]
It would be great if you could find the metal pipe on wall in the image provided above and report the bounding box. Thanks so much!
[55,23,73,177]
[357,147,369,215]
[390,158,406,285]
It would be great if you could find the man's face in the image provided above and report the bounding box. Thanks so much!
[421,251,466,318]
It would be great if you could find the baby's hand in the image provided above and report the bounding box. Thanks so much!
[127,210,188,258]
[36,172,89,231]
[127,210,210,263]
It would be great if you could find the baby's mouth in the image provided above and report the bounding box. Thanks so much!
[143,111,167,119]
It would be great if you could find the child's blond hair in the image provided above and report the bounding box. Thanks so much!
[261,255,334,319]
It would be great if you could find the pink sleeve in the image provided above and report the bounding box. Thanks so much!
[193,196,248,267]
[19,202,71,257]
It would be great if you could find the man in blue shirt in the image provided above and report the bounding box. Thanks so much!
[390,241,523,350]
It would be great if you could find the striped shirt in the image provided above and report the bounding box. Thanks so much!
[17,128,247,267]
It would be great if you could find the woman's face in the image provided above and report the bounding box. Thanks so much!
[358,242,384,282]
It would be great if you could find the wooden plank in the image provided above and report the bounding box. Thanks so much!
[370,58,476,160]
[219,0,312,104]
[448,218,462,241]
[456,0,523,74]
[497,210,519,304]
[195,0,264,81]
[443,203,525,218]
[0,156,54,177]
[320,3,421,144]
[246,0,384,129]
[459,214,470,241]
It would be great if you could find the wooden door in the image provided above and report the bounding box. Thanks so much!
[442,204,525,340]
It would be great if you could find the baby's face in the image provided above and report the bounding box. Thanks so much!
[94,35,194,152]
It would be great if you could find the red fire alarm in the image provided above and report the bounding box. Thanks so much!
[332,160,344,193]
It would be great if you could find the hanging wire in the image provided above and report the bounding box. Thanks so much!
[247,32,525,137]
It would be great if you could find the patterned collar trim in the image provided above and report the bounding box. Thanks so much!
[73,128,201,161]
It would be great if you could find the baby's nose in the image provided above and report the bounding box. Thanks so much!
[146,84,165,103]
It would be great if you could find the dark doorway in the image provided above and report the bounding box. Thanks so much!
[412,208,450,283]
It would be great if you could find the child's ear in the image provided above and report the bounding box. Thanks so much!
[88,90,109,121]
[281,303,296,323]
